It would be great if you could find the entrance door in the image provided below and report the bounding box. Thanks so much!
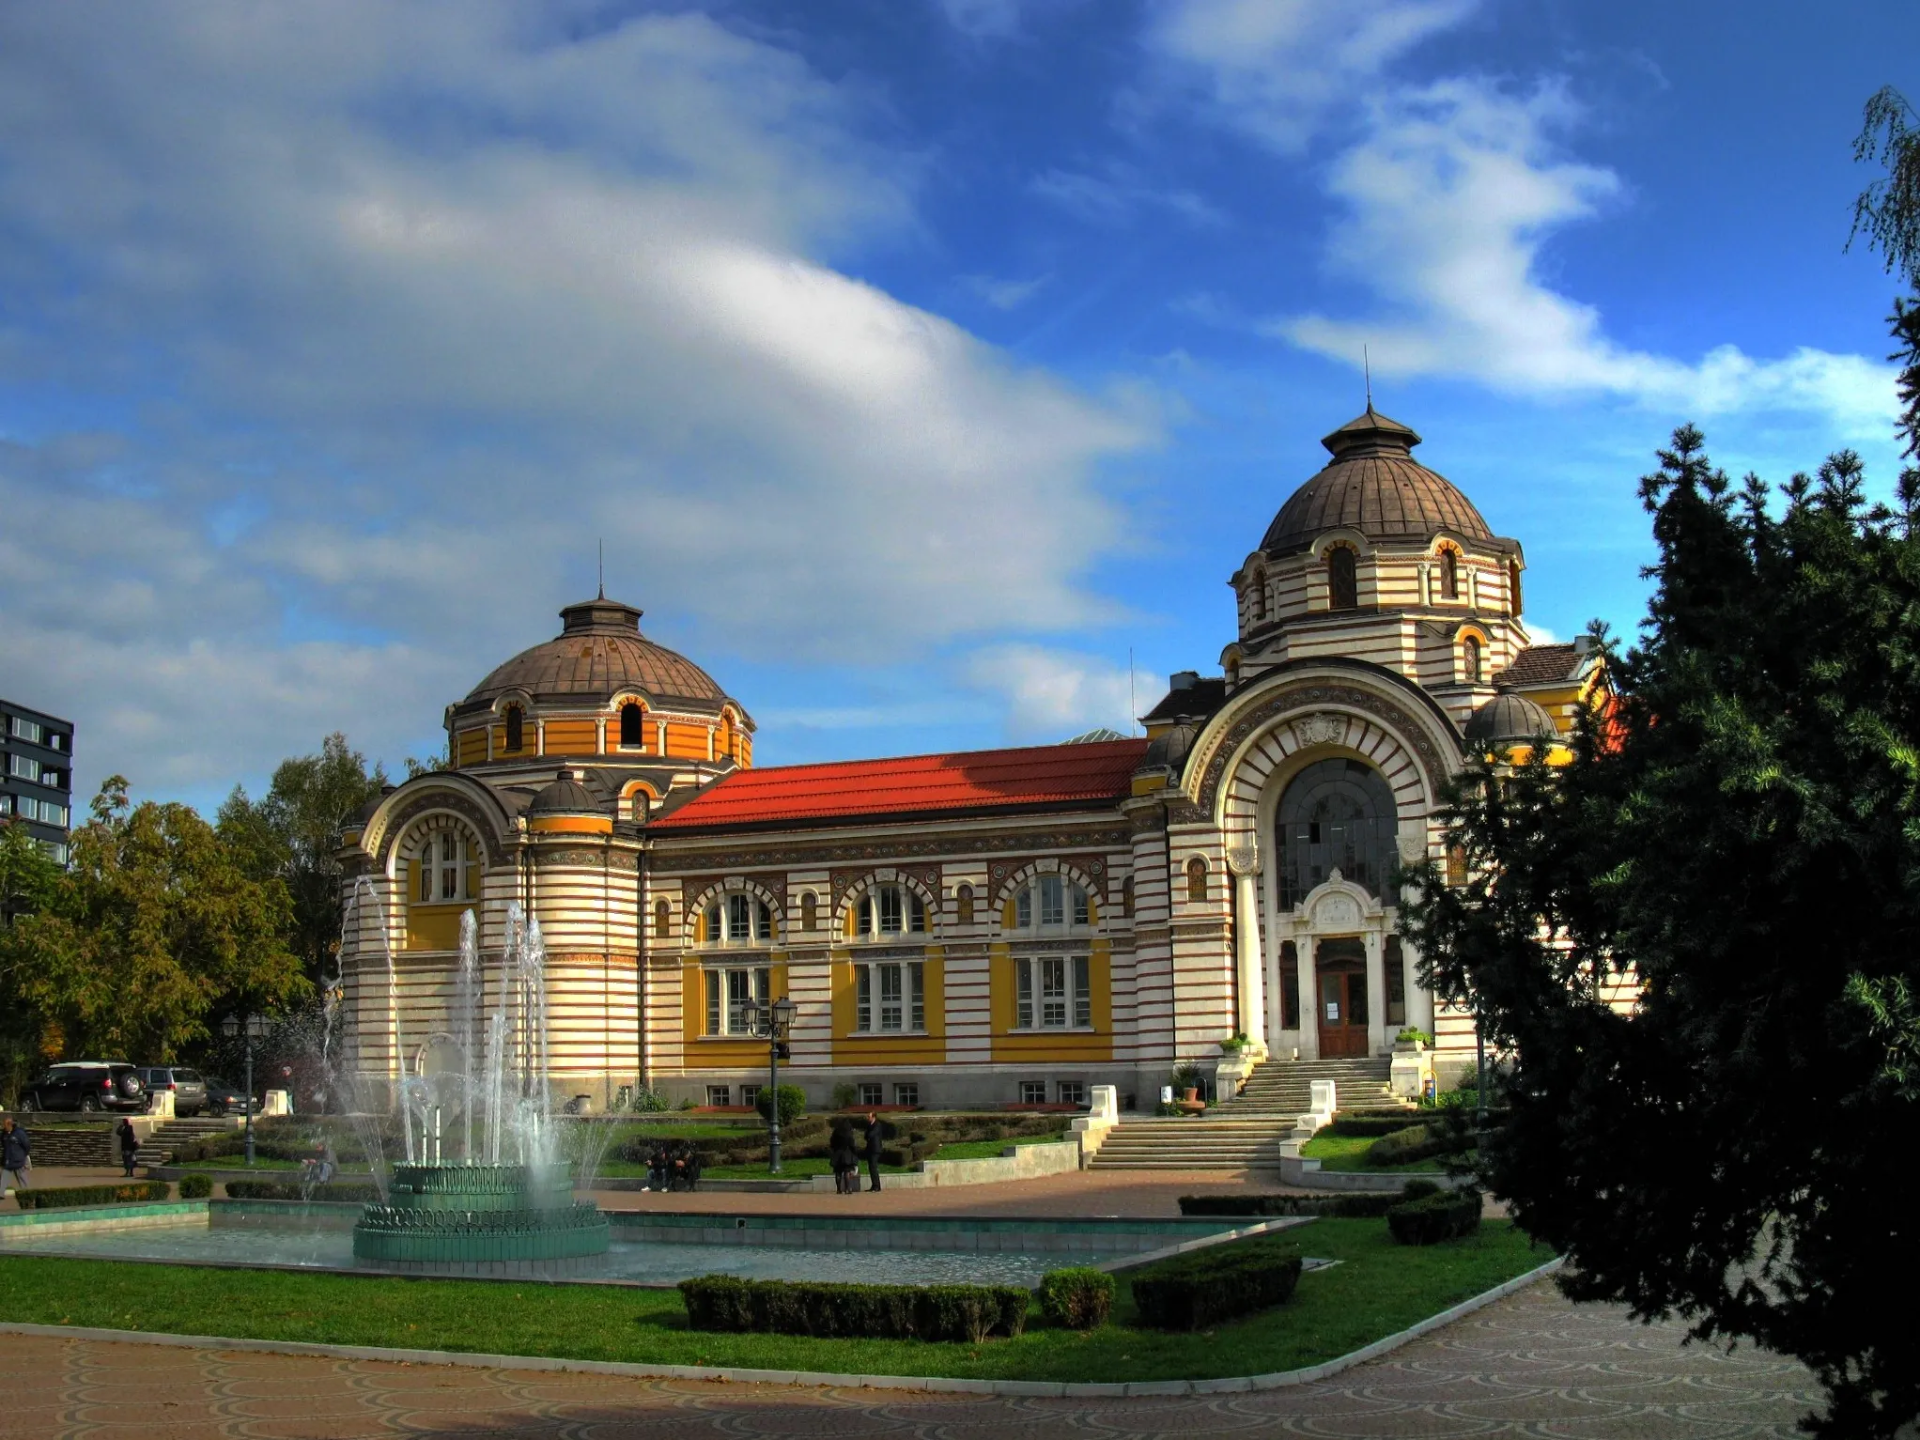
[1315,940,1370,1058]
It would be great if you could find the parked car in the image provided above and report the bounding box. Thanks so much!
[20,1062,147,1113]
[139,1066,208,1117]
[200,1076,257,1117]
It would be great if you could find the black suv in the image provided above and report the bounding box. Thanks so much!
[21,1062,147,1113]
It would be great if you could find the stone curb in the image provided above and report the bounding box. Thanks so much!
[0,1256,1562,1398]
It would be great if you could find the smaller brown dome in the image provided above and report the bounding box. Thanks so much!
[1465,690,1558,746]
[464,597,736,715]
[1143,720,1200,776]
[1260,407,1498,556]
[528,768,603,818]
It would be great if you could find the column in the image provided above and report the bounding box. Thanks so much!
[1365,928,1387,1056]
[595,717,607,754]
[1227,846,1266,1052]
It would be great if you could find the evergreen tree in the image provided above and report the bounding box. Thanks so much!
[1403,308,1920,1436]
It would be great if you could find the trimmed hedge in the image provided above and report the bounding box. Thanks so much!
[12,1181,170,1210]
[1386,1188,1483,1245]
[177,1173,214,1199]
[1326,1113,1428,1138]
[1128,1237,1303,1331]
[1177,1180,1439,1220]
[1037,1267,1115,1330]
[223,1179,380,1203]
[1366,1121,1481,1168]
[679,1275,1028,1342]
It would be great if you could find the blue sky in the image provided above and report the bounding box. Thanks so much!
[0,0,1913,811]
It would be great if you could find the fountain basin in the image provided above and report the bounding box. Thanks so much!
[352,1162,609,1272]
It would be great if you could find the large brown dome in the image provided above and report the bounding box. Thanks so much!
[1260,408,1498,556]
[464,598,732,713]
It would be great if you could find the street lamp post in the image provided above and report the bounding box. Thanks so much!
[221,1013,271,1166]
[743,996,797,1173]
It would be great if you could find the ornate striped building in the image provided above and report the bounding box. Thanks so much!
[339,408,1609,1109]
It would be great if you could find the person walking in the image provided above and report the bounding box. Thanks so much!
[116,1117,139,1178]
[1,1115,30,1193]
[862,1111,890,1193]
[828,1118,857,1195]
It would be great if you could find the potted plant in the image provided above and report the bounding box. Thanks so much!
[1218,1032,1249,1054]
[1394,1027,1434,1052]
[1170,1061,1208,1114]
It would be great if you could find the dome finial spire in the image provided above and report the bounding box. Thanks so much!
[1363,344,1372,412]
[597,538,604,600]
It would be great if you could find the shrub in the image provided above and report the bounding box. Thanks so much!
[223,1180,379,1203]
[1127,1238,1303,1330]
[625,1085,670,1113]
[679,1276,1028,1342]
[754,1084,808,1129]
[1367,1122,1480,1167]
[177,1173,214,1199]
[1326,1113,1428,1138]
[831,1082,858,1110]
[1386,1188,1483,1245]
[12,1181,170,1210]
[1037,1267,1114,1330]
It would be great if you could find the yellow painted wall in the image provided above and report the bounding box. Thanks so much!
[406,904,466,952]
[988,939,1114,1063]
[665,723,711,760]
[454,729,487,768]
[542,719,599,755]
[829,948,946,1065]
[681,958,789,1070]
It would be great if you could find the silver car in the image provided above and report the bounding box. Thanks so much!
[140,1066,208,1117]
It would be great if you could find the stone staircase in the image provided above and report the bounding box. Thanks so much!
[135,1115,240,1168]
[1089,1056,1400,1171]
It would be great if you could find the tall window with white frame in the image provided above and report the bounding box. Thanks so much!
[851,883,928,938]
[706,965,770,1036]
[415,833,471,903]
[855,960,925,1033]
[1007,873,1095,1031]
[705,892,774,945]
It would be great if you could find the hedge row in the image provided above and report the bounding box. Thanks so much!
[1037,1267,1114,1329]
[223,1179,380,1203]
[680,1275,1028,1342]
[1177,1180,1441,1220]
[1127,1237,1303,1331]
[1326,1112,1428,1138]
[178,1173,213,1199]
[1367,1122,1479,1167]
[12,1181,171,1210]
[1386,1189,1483,1245]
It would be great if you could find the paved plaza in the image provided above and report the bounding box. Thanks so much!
[6,1280,1819,1439]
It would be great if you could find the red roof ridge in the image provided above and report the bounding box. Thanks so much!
[710,735,1148,778]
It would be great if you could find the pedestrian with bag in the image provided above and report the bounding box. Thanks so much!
[1,1115,31,1193]
[116,1116,139,1178]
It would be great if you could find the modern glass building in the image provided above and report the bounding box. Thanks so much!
[0,698,75,866]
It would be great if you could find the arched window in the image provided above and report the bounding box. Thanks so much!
[1247,570,1267,624]
[852,883,928,938]
[1010,874,1091,931]
[1122,876,1134,919]
[1327,546,1358,610]
[800,892,818,932]
[956,883,975,927]
[504,705,524,753]
[1445,845,1469,887]
[1462,635,1483,684]
[1185,857,1208,903]
[413,831,473,904]
[1276,757,1400,906]
[1440,547,1460,600]
[703,891,773,945]
[653,899,670,941]
[630,790,649,823]
[1508,560,1522,617]
[619,703,645,749]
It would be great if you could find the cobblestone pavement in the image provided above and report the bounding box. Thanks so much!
[9,1280,1819,1439]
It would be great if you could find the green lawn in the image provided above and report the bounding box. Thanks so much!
[927,1132,1069,1161]
[174,1157,304,1172]
[0,1219,1549,1383]
[1300,1132,1442,1173]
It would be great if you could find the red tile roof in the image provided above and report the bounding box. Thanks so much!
[651,738,1150,832]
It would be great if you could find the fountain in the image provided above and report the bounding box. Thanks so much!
[351,902,609,1272]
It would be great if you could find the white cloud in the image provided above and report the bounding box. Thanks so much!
[936,0,1027,37]
[965,645,1141,740]
[965,273,1053,310]
[0,4,1156,799]
[1272,79,1898,427]
[1145,0,1480,151]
